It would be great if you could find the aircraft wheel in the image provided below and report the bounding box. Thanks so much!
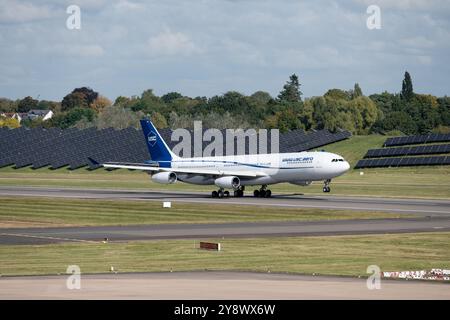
[265,190,272,198]
[224,191,230,197]
[212,191,218,198]
[218,190,224,198]
[253,190,260,197]
[234,190,239,197]
[238,189,244,197]
[260,190,266,198]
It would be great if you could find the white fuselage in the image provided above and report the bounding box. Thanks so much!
[168,151,350,186]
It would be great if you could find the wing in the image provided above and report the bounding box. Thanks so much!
[102,162,267,178]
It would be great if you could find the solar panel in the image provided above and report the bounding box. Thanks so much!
[384,134,450,147]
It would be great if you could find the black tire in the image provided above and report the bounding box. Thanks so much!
[326,187,331,193]
[234,190,238,197]
[323,187,328,193]
[224,191,230,197]
[265,190,272,198]
[238,190,244,197]
[260,190,266,198]
[218,190,224,198]
[212,191,218,198]
[253,190,260,197]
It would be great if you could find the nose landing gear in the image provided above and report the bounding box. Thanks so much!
[323,179,331,193]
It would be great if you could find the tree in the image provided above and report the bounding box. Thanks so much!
[264,108,301,132]
[250,91,273,105]
[0,117,20,128]
[61,87,98,111]
[94,105,143,129]
[150,112,168,128]
[353,83,363,98]
[161,92,183,104]
[401,71,414,101]
[90,95,112,112]
[18,96,38,113]
[278,74,302,102]
[324,89,351,101]
[0,98,18,112]
[50,108,95,129]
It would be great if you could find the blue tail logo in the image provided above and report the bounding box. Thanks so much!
[147,131,157,147]
[140,119,175,166]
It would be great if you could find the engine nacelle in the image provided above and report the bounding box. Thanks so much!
[214,176,240,189]
[152,171,177,184]
[290,180,312,186]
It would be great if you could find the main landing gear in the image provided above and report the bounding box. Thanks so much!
[211,188,230,198]
[253,185,272,198]
[233,186,245,197]
[212,186,244,198]
[323,179,331,193]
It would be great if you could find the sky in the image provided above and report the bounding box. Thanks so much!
[0,0,449,101]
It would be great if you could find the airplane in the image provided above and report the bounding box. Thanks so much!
[100,119,351,198]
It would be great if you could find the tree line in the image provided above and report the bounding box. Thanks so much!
[0,72,449,135]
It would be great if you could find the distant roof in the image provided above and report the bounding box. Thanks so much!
[28,109,52,115]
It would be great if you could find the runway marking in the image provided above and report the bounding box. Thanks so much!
[1,189,450,215]
[0,232,98,244]
[139,198,450,215]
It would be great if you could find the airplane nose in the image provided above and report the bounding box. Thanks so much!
[343,161,350,172]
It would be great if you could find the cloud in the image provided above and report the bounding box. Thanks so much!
[147,29,200,57]
[0,0,448,100]
[113,0,142,11]
[400,36,435,49]
[352,0,450,11]
[0,0,53,23]
[45,44,105,57]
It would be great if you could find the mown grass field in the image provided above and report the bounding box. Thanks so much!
[1,135,449,199]
[0,197,411,228]
[0,232,448,277]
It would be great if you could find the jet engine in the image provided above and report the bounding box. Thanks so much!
[152,172,177,184]
[214,176,240,189]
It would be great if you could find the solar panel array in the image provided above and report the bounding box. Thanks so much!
[0,126,351,170]
[364,144,450,158]
[355,134,450,169]
[384,133,450,147]
[355,156,450,169]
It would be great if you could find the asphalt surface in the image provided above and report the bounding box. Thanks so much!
[1,186,450,217]
[1,272,449,299]
[1,217,450,245]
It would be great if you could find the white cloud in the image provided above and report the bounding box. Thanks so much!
[0,0,53,23]
[147,29,200,57]
[0,0,448,100]
[352,0,450,11]
[113,0,142,11]
[46,44,105,57]
[400,36,435,49]
[416,55,432,65]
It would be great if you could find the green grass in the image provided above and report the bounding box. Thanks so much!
[314,135,388,167]
[1,232,448,276]
[0,197,409,228]
[1,135,449,199]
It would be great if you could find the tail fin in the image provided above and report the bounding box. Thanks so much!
[140,119,178,164]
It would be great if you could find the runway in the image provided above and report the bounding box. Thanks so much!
[1,272,449,299]
[1,217,450,245]
[1,186,450,244]
[1,186,450,217]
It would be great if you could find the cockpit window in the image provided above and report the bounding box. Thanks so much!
[331,159,344,162]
